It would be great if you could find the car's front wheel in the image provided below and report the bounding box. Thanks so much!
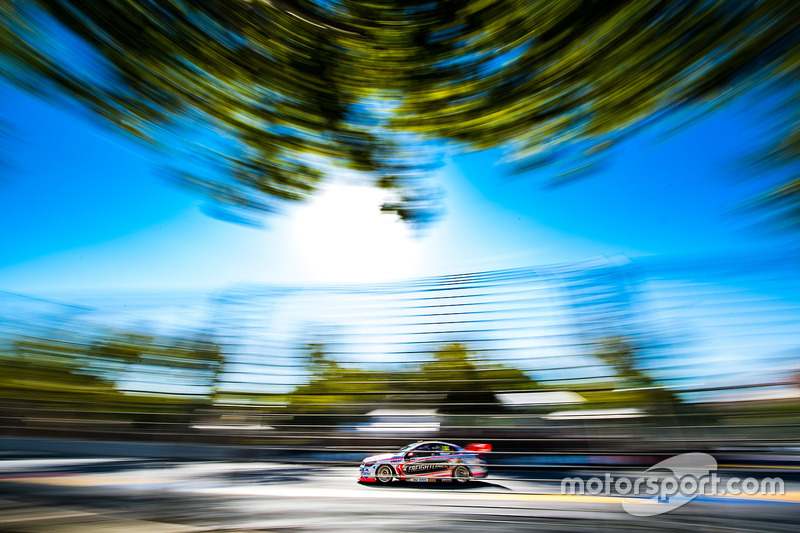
[453,465,471,483]
[376,465,394,484]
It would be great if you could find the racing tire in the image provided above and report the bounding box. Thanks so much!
[376,465,394,484]
[452,465,471,483]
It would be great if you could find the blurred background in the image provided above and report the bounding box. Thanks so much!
[3,0,800,531]
[3,252,800,458]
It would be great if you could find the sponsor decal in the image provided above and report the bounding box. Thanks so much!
[402,462,450,475]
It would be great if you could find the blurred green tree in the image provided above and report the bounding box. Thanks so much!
[0,334,119,403]
[0,328,225,411]
[288,342,537,415]
[415,343,537,412]
[591,336,680,412]
[0,327,228,442]
[2,1,800,225]
[88,330,225,396]
[288,343,406,415]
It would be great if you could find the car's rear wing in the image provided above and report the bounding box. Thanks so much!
[464,443,492,453]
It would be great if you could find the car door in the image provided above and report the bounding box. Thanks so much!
[400,444,435,478]
[403,443,450,478]
[436,443,459,475]
[426,444,454,476]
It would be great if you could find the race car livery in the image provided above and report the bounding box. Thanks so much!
[359,441,490,483]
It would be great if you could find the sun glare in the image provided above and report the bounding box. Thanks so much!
[290,184,422,283]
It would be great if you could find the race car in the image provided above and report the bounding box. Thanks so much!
[359,441,490,483]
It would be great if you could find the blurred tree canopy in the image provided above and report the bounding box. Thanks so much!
[591,336,679,412]
[290,342,538,414]
[2,1,800,225]
[0,328,224,406]
[0,334,119,404]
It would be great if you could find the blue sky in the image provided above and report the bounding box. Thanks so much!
[0,80,794,298]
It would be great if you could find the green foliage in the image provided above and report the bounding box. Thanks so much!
[0,328,225,406]
[289,342,537,414]
[3,1,800,225]
[89,330,225,386]
[417,342,536,389]
[0,335,118,402]
[589,336,679,412]
[594,337,648,386]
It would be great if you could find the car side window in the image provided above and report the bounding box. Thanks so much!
[408,444,431,458]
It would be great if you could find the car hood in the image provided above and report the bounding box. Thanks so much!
[362,453,398,463]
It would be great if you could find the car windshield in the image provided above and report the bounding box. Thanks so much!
[397,442,461,453]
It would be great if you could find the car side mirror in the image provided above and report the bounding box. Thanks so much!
[405,452,414,459]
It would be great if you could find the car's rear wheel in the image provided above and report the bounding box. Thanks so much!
[453,465,471,483]
[376,465,394,483]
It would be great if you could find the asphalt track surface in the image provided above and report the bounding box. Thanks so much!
[1,456,799,532]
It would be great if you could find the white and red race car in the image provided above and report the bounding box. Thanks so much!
[359,441,490,483]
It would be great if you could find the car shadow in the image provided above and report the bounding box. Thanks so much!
[358,479,512,491]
